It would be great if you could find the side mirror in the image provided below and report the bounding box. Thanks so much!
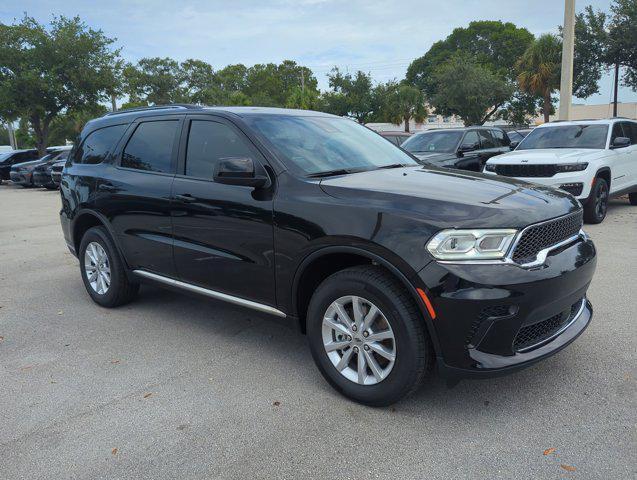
[611,136,630,149]
[509,140,520,150]
[213,157,269,188]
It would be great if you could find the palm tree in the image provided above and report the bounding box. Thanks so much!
[516,34,562,123]
[381,84,427,132]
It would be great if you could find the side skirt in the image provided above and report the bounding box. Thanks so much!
[132,269,287,318]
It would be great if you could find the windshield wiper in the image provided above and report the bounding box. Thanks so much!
[376,163,410,169]
[306,167,369,178]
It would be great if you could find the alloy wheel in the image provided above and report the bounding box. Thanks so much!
[84,242,111,295]
[322,295,396,385]
[596,182,608,218]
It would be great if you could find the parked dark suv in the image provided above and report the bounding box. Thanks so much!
[60,105,596,406]
[401,126,512,171]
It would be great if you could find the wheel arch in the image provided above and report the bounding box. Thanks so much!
[594,167,611,189]
[291,246,440,354]
[72,210,128,269]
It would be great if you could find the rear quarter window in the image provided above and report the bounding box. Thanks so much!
[75,124,127,164]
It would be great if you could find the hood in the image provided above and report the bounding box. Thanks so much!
[488,148,605,164]
[12,160,41,170]
[319,166,581,230]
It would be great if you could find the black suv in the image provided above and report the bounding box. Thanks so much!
[401,126,512,171]
[60,105,596,406]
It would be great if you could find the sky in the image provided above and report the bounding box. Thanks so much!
[2,0,635,105]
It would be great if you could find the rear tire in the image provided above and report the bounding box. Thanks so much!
[79,226,139,307]
[583,177,609,224]
[307,265,433,406]
[629,192,637,206]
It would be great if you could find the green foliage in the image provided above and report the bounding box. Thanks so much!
[0,15,120,155]
[568,6,608,98]
[606,0,637,89]
[406,21,534,96]
[323,69,375,123]
[0,125,9,145]
[431,53,513,126]
[377,83,426,132]
[516,34,562,122]
[123,57,185,104]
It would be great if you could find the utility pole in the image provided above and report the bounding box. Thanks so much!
[612,63,619,117]
[558,0,576,120]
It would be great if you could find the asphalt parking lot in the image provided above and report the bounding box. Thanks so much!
[0,184,635,479]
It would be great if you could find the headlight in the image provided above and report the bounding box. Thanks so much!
[426,229,518,260]
[484,163,496,172]
[555,163,588,173]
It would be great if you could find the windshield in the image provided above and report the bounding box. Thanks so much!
[0,152,14,163]
[244,115,418,175]
[402,131,463,154]
[517,124,608,150]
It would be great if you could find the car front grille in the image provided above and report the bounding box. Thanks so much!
[514,299,583,351]
[511,210,583,264]
[494,164,557,177]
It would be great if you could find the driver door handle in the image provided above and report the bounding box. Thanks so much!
[174,194,197,203]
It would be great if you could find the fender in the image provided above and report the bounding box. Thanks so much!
[72,209,131,271]
[291,245,441,356]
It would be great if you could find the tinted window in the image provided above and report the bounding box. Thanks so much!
[610,123,625,143]
[625,122,637,144]
[185,120,255,178]
[245,115,417,175]
[17,151,39,162]
[402,131,463,153]
[462,131,480,148]
[76,125,127,164]
[518,124,608,150]
[620,122,636,144]
[491,129,510,147]
[477,130,496,149]
[122,121,178,173]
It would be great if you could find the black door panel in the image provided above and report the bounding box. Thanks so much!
[171,116,276,306]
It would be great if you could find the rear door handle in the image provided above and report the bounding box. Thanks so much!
[174,194,197,203]
[98,183,116,192]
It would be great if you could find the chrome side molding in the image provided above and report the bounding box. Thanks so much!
[132,270,287,318]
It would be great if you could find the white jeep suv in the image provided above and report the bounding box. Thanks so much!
[484,118,637,223]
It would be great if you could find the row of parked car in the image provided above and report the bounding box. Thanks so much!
[0,145,71,189]
[388,118,637,224]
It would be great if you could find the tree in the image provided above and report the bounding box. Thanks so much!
[123,57,185,105]
[324,69,375,123]
[516,34,562,123]
[378,83,426,132]
[567,6,608,98]
[0,16,120,156]
[431,53,512,126]
[605,0,637,97]
[48,104,109,145]
[406,21,534,96]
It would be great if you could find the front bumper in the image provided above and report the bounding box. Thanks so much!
[33,170,54,186]
[9,171,31,185]
[415,235,596,379]
[483,170,591,200]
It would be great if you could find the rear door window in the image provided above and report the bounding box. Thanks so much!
[75,124,127,164]
[621,122,637,144]
[122,120,179,173]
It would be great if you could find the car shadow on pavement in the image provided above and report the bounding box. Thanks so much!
[129,283,583,416]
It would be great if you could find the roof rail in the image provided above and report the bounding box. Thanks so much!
[104,104,203,117]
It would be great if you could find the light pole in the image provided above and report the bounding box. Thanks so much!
[558,0,576,120]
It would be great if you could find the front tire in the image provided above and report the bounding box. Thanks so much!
[307,265,433,406]
[79,226,139,307]
[583,177,609,224]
